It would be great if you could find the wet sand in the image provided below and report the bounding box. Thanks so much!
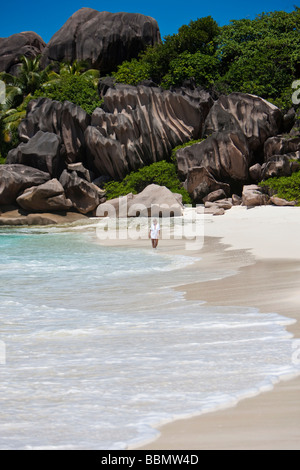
[134,206,300,450]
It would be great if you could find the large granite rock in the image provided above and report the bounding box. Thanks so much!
[261,155,293,179]
[261,134,300,179]
[16,179,73,212]
[0,206,89,225]
[184,167,231,203]
[85,124,127,180]
[59,170,106,214]
[67,162,92,182]
[204,93,283,155]
[264,135,300,160]
[129,184,184,217]
[6,130,62,177]
[19,98,91,165]
[175,93,283,202]
[270,196,296,207]
[0,164,50,205]
[0,214,62,226]
[177,130,250,182]
[203,189,228,203]
[0,31,45,74]
[249,163,262,182]
[204,198,233,216]
[96,184,184,217]
[86,84,213,179]
[242,185,270,207]
[41,8,161,74]
[176,130,250,201]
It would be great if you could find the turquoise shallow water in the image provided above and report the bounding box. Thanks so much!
[0,223,299,449]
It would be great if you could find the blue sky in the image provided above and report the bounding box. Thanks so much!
[0,0,297,42]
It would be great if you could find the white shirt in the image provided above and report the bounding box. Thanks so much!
[150,222,160,239]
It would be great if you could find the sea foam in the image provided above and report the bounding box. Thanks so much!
[0,226,299,449]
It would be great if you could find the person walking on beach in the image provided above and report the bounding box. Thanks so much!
[149,218,160,249]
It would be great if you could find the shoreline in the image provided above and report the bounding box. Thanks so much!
[133,206,300,450]
[1,205,299,449]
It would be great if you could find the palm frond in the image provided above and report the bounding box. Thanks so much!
[0,72,19,86]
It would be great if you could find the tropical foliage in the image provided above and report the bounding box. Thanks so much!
[104,161,192,204]
[0,56,56,107]
[113,8,300,109]
[259,170,300,205]
[33,74,102,115]
[0,57,101,160]
[113,16,219,87]
[32,59,102,113]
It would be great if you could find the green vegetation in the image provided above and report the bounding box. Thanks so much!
[161,52,219,89]
[0,56,56,107]
[0,57,102,161]
[259,171,300,205]
[113,16,220,87]
[33,74,103,115]
[216,11,300,107]
[1,7,300,210]
[105,139,205,204]
[32,60,102,114]
[104,161,192,204]
[1,106,26,136]
[0,55,53,160]
[113,8,300,110]
[0,101,27,162]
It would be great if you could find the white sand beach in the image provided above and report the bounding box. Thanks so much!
[134,205,300,450]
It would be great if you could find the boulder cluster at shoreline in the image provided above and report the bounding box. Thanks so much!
[0,8,299,225]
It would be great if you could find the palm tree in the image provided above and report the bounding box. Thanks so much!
[59,60,100,85]
[0,106,26,142]
[0,55,57,107]
[0,56,58,154]
[0,56,100,159]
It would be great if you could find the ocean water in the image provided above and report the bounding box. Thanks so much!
[0,222,299,450]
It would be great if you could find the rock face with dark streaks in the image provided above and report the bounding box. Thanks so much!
[177,130,250,202]
[264,135,300,160]
[41,8,161,73]
[0,31,45,74]
[184,167,231,203]
[1,67,298,218]
[6,131,62,177]
[85,83,213,179]
[2,82,212,214]
[18,98,91,166]
[177,130,250,183]
[204,93,283,155]
[176,93,285,202]
[59,170,106,214]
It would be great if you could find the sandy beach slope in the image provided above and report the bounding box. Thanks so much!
[134,206,300,450]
